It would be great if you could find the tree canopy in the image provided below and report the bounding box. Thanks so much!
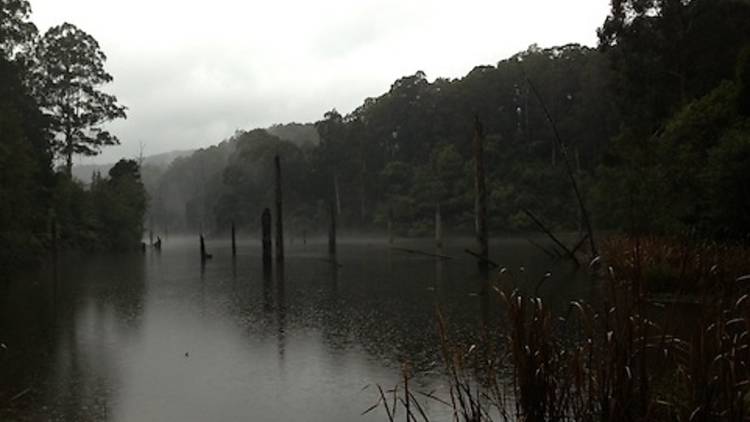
[34,22,127,176]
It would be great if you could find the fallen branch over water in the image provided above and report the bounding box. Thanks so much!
[464,249,499,268]
[522,209,573,257]
[390,247,453,260]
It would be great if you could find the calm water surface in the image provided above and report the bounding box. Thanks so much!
[0,237,593,421]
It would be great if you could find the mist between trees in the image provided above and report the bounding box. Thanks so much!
[144,0,750,243]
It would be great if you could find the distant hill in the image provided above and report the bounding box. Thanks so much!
[72,149,194,184]
[72,124,317,184]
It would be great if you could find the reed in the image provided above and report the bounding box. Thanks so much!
[373,237,750,421]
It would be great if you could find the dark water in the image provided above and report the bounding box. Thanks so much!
[0,237,593,421]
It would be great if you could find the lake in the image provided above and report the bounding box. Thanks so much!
[0,236,593,421]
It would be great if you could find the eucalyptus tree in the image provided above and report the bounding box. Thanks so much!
[34,22,126,176]
[0,0,37,62]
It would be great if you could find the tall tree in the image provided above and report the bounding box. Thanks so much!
[34,22,126,176]
[0,0,37,62]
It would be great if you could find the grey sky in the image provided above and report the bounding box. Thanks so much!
[30,0,611,164]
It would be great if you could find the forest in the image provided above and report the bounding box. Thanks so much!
[5,1,750,421]
[144,0,750,246]
[2,0,750,262]
[0,1,145,272]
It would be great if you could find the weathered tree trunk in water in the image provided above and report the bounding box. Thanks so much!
[473,115,489,271]
[328,201,337,257]
[333,174,342,217]
[435,202,443,248]
[262,208,272,270]
[231,221,236,257]
[274,155,284,263]
[359,159,367,224]
[200,234,207,262]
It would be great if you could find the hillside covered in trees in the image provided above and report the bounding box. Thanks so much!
[0,0,146,271]
[147,0,750,242]
[3,0,750,273]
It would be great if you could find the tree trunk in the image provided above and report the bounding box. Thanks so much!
[328,201,336,257]
[262,208,272,270]
[64,130,74,177]
[334,173,342,216]
[473,116,489,271]
[274,155,284,263]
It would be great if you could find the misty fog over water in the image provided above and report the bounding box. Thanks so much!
[1,237,590,421]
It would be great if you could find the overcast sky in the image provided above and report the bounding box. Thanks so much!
[30,0,611,164]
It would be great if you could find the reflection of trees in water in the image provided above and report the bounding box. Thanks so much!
[0,253,147,420]
[275,265,286,366]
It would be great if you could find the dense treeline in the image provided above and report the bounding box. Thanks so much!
[150,0,750,241]
[152,46,616,236]
[0,0,145,272]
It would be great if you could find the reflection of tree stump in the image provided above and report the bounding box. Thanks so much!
[262,208,272,271]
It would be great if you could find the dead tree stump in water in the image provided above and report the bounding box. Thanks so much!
[274,155,284,263]
[328,201,337,257]
[200,234,211,262]
[473,115,489,273]
[262,208,272,271]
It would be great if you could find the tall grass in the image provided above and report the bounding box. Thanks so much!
[371,237,750,421]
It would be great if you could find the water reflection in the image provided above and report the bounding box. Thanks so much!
[1,237,594,421]
[275,264,286,365]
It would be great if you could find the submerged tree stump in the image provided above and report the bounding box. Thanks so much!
[200,234,211,261]
[274,155,284,263]
[328,201,337,257]
[262,208,272,270]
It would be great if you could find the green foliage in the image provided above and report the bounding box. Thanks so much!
[147,44,619,236]
[0,0,36,63]
[0,1,145,271]
[34,22,127,175]
[594,0,750,240]
[52,160,147,251]
[0,50,50,271]
[93,160,148,250]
